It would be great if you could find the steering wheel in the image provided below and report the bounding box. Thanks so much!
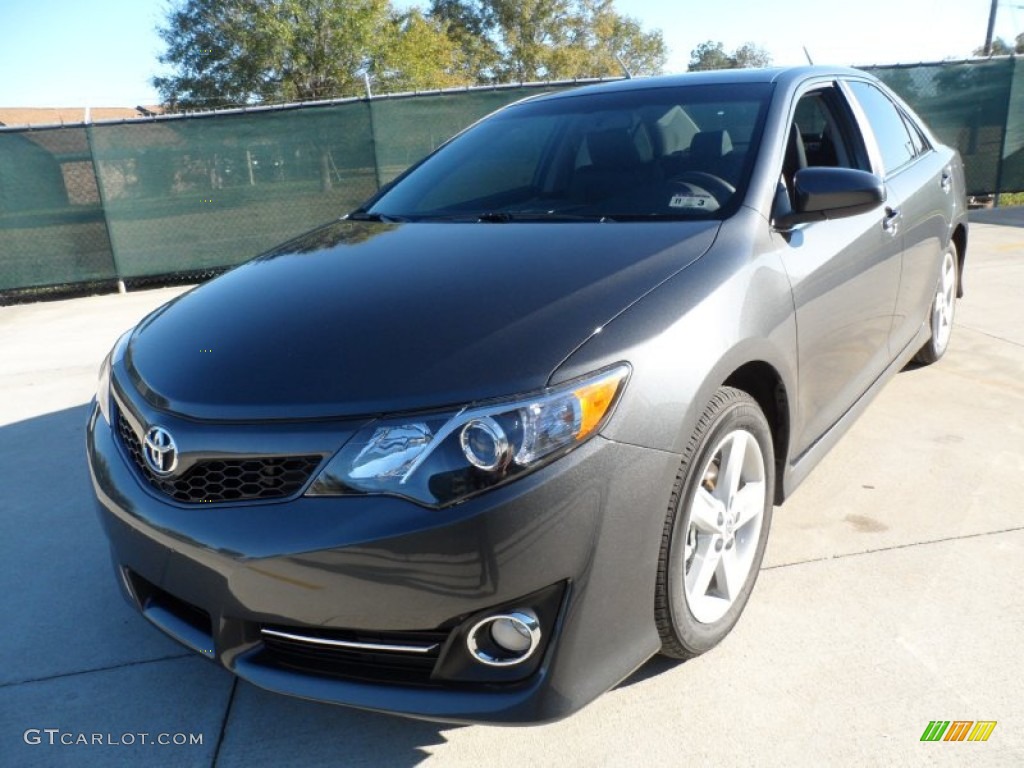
[669,172,736,205]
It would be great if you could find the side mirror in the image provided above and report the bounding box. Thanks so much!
[773,167,886,230]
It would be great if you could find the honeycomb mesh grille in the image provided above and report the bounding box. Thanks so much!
[116,411,321,504]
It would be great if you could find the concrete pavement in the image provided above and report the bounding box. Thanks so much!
[1,216,1022,766]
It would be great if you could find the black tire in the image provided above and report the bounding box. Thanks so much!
[655,387,775,659]
[913,242,959,365]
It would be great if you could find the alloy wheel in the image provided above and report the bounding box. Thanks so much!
[933,247,957,353]
[683,428,767,624]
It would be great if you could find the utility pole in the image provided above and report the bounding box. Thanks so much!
[984,0,998,55]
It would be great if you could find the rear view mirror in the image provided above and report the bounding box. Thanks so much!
[773,167,885,230]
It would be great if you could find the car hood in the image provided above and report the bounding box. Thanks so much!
[125,219,718,420]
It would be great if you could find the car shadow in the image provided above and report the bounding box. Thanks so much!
[900,360,927,373]
[968,207,1024,228]
[218,679,461,765]
[0,403,461,767]
[615,654,686,689]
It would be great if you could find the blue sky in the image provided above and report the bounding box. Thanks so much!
[0,0,1020,107]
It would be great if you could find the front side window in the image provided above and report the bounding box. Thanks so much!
[365,83,773,222]
[792,89,865,171]
[847,81,916,176]
[780,86,867,205]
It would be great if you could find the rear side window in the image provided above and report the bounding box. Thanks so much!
[847,81,916,176]
[901,111,931,157]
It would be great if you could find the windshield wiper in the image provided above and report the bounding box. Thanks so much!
[598,212,713,221]
[476,211,514,223]
[345,211,407,223]
[476,211,613,223]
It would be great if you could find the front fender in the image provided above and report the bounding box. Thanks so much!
[551,214,798,467]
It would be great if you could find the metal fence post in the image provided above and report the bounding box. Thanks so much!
[366,94,383,191]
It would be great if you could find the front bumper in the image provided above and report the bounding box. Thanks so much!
[86,402,680,724]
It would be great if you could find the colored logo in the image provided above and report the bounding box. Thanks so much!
[921,721,997,742]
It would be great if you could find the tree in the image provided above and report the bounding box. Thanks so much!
[972,34,1024,56]
[688,40,771,71]
[687,41,731,72]
[481,0,567,80]
[562,0,668,79]
[429,1,502,81]
[374,10,474,92]
[731,43,772,69]
[154,0,667,108]
[154,0,465,109]
[430,0,666,82]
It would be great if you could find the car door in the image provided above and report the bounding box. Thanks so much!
[771,83,902,458]
[845,80,951,355]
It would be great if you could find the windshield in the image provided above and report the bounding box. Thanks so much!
[365,83,772,222]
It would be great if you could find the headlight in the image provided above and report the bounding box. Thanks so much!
[96,331,131,425]
[307,364,630,507]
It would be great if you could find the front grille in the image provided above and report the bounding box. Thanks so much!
[259,625,449,686]
[116,411,321,504]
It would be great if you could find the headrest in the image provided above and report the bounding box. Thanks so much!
[655,106,699,155]
[690,129,733,159]
[587,128,642,169]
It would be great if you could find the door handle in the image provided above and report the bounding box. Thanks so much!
[882,207,900,235]
[940,171,952,193]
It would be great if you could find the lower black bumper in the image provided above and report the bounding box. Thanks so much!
[87,403,680,723]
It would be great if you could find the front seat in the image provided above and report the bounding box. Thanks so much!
[688,129,735,179]
[571,127,654,203]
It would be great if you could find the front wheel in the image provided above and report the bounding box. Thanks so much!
[913,243,959,365]
[655,387,774,659]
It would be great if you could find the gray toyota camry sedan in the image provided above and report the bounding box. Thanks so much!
[87,66,967,724]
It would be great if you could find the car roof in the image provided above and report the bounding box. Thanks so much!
[526,66,875,102]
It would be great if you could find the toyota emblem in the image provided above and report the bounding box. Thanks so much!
[143,426,178,475]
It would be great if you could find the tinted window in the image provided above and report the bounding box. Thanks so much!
[368,83,773,221]
[848,81,916,175]
[792,89,864,170]
[410,116,558,212]
[900,111,930,157]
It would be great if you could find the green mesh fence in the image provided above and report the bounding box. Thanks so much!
[0,83,576,298]
[370,87,558,184]
[91,101,378,280]
[866,57,1022,196]
[0,69,1020,299]
[0,126,116,292]
[999,58,1024,194]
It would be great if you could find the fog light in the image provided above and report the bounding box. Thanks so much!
[466,610,540,666]
[491,617,532,653]
[460,417,511,471]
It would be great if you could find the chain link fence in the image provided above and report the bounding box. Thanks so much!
[0,126,115,296]
[1,61,1022,301]
[865,57,1023,199]
[0,82,581,300]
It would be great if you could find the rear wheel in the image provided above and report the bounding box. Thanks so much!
[913,243,959,365]
[655,387,774,659]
